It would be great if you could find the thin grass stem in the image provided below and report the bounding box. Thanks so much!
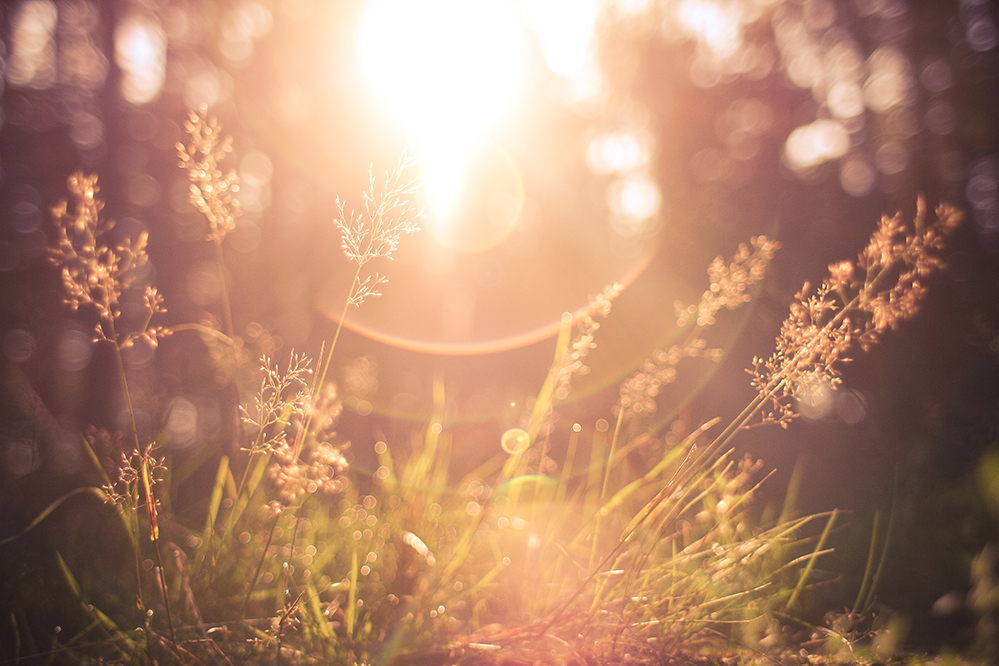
[243,506,283,618]
[214,237,235,339]
[786,509,837,611]
[152,535,177,646]
[105,318,148,615]
[864,498,896,614]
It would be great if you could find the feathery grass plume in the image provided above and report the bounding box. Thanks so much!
[749,198,962,428]
[677,236,780,329]
[552,285,622,406]
[616,202,961,589]
[333,143,424,307]
[49,173,177,644]
[554,282,624,404]
[176,105,240,244]
[241,352,315,454]
[617,236,779,421]
[268,440,349,505]
[177,105,240,338]
[100,443,167,515]
[227,350,346,528]
[48,172,166,453]
[241,351,348,504]
[520,283,622,462]
[48,173,170,350]
[303,146,423,459]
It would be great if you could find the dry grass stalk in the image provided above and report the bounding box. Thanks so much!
[49,172,178,644]
[617,236,779,420]
[239,351,349,503]
[334,143,424,307]
[554,282,624,404]
[48,173,169,350]
[177,106,241,338]
[241,352,315,454]
[749,198,962,428]
[100,443,167,514]
[176,106,240,244]
[300,146,424,460]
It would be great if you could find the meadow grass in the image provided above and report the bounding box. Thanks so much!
[2,112,966,666]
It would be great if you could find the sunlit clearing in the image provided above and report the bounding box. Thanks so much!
[359,0,526,215]
[8,0,58,90]
[359,0,525,129]
[521,0,600,77]
[420,136,469,217]
[115,14,167,105]
[676,0,743,58]
[785,119,849,171]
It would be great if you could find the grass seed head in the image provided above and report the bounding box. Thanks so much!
[618,236,778,420]
[177,105,240,243]
[749,199,962,428]
[48,172,168,349]
[334,144,424,307]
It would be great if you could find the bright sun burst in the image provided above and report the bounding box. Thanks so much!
[358,0,527,217]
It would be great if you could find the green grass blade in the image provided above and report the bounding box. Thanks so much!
[81,434,113,488]
[223,450,272,541]
[0,487,107,546]
[306,580,335,641]
[864,501,896,614]
[525,315,573,441]
[346,547,359,638]
[785,509,837,612]
[56,552,137,656]
[194,455,229,574]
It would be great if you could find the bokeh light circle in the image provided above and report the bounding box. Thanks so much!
[500,428,531,454]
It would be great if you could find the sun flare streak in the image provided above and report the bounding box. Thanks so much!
[358,0,527,215]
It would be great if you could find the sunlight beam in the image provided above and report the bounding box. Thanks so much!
[358,0,527,216]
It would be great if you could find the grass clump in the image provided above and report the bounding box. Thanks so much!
[1,110,964,666]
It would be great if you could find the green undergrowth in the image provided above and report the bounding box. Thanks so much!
[0,110,968,666]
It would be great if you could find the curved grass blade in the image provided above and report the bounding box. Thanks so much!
[0,487,107,546]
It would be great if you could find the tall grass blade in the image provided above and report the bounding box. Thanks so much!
[785,509,837,611]
[525,315,573,442]
[195,455,229,573]
[347,547,359,638]
[865,500,896,615]
[0,487,107,546]
[56,552,137,656]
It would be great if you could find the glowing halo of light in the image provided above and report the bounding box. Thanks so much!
[425,139,526,253]
[357,0,526,138]
[495,474,558,499]
[315,241,656,356]
[358,0,529,242]
[500,428,531,454]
